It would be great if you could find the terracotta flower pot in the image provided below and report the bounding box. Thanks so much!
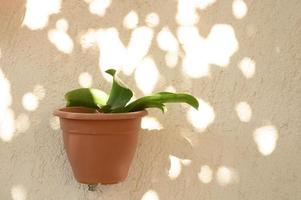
[54,107,147,185]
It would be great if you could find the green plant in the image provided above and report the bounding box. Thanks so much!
[65,69,199,113]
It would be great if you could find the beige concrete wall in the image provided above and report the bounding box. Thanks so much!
[0,0,301,199]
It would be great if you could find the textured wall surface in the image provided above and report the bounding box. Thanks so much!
[0,0,301,199]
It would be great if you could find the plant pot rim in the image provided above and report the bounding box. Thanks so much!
[54,107,147,120]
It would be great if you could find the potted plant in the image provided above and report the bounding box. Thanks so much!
[54,69,199,188]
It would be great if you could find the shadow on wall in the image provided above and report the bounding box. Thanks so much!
[0,0,301,199]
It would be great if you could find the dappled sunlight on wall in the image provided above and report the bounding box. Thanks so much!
[78,72,93,88]
[187,98,215,132]
[15,114,30,134]
[0,69,12,109]
[168,155,191,180]
[176,0,199,26]
[165,52,178,68]
[157,26,179,67]
[87,26,154,77]
[232,0,248,19]
[176,0,217,25]
[157,27,179,53]
[197,0,216,10]
[33,85,46,100]
[22,93,39,111]
[178,24,238,78]
[48,19,74,54]
[22,85,46,112]
[235,101,252,122]
[85,0,112,17]
[141,190,159,200]
[238,57,256,79]
[253,125,278,156]
[96,27,128,74]
[198,165,213,184]
[168,155,182,180]
[0,108,15,142]
[145,13,160,28]
[80,29,98,49]
[125,26,154,75]
[164,85,177,93]
[141,116,163,131]
[135,57,159,94]
[123,11,139,30]
[23,0,61,30]
[216,166,239,186]
[11,185,27,200]
[206,25,238,66]
[177,26,209,78]
[49,116,60,130]
[0,69,15,142]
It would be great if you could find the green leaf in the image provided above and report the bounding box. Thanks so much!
[113,101,167,113]
[113,92,199,113]
[65,88,108,109]
[104,69,133,112]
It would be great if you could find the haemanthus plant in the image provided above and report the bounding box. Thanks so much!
[65,69,199,112]
[54,68,200,187]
